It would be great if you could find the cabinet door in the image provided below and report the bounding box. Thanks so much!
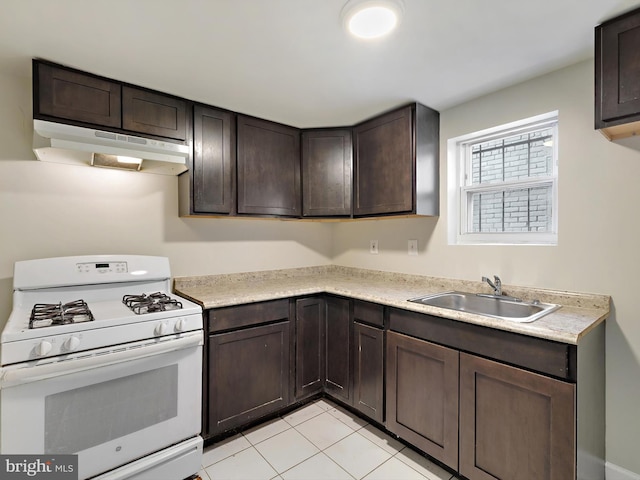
[353,106,413,216]
[325,297,351,403]
[209,322,290,435]
[192,105,236,214]
[237,115,301,216]
[386,332,459,470]
[122,86,187,140]
[596,8,640,126]
[302,130,352,217]
[295,298,325,400]
[36,61,121,128]
[459,353,575,480]
[353,322,384,423]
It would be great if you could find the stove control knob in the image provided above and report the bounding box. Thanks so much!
[64,336,81,352]
[155,322,169,336]
[174,318,187,332]
[35,341,52,357]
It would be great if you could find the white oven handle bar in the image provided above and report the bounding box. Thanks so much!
[0,331,203,388]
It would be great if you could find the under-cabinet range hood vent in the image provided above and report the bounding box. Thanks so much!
[33,120,190,175]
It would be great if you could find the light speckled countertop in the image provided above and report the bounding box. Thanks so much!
[174,266,609,345]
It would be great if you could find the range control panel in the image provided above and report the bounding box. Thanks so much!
[76,262,128,274]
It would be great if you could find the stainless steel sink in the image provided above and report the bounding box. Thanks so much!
[408,291,560,323]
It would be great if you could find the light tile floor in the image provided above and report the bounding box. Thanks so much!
[199,399,458,480]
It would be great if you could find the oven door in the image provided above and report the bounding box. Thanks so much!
[0,331,203,480]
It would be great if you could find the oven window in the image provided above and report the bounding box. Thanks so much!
[44,365,178,454]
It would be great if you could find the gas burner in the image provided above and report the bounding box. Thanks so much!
[122,292,183,315]
[29,300,94,329]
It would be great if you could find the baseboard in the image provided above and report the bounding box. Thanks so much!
[606,462,640,480]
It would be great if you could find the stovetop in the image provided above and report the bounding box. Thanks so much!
[1,255,203,365]
[29,299,95,329]
[123,292,183,315]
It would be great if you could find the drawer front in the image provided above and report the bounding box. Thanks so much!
[208,299,290,333]
[389,308,574,380]
[353,300,384,328]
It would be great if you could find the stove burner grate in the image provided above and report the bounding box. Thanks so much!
[29,299,94,329]
[122,292,183,315]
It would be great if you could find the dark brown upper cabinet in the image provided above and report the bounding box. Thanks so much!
[122,86,187,141]
[596,7,640,143]
[237,115,301,217]
[34,60,188,142]
[302,129,353,217]
[191,105,236,215]
[35,61,121,128]
[353,103,439,217]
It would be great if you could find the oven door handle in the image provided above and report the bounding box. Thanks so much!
[0,331,203,388]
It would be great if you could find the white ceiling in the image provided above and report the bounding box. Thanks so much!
[1,0,640,128]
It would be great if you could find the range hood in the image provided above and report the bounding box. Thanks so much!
[33,120,190,175]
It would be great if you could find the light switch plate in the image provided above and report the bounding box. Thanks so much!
[370,240,379,254]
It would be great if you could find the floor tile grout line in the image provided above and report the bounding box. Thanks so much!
[250,441,283,478]
[201,436,254,469]
[361,455,428,480]
[277,450,358,480]
[391,447,457,480]
[242,419,293,447]
[247,425,322,475]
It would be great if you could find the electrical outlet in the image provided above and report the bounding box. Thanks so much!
[408,239,418,256]
[369,240,379,254]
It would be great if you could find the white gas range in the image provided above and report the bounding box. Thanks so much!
[0,255,204,480]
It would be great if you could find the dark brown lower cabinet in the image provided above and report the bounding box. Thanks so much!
[353,322,384,423]
[386,332,459,471]
[295,298,325,400]
[459,352,575,480]
[325,296,351,403]
[208,321,290,436]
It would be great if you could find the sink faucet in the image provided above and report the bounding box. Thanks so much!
[482,275,502,296]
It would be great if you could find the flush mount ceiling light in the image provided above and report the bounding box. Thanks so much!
[341,0,405,39]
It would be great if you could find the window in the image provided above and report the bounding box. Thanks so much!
[448,112,558,245]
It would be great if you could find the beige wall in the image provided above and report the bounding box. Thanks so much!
[1,60,639,474]
[334,60,640,475]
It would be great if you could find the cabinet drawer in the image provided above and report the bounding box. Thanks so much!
[122,86,187,140]
[389,308,575,380]
[36,61,121,128]
[353,300,384,328]
[208,299,290,333]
